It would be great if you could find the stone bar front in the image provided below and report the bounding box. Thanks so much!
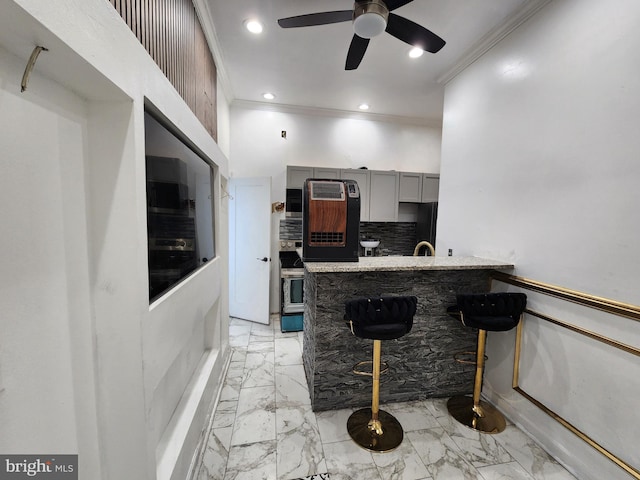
[302,256,514,411]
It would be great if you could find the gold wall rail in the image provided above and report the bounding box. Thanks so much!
[492,271,640,321]
[493,272,640,479]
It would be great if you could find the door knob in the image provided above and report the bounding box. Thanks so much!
[257,257,269,262]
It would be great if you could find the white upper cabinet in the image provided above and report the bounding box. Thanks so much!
[369,170,399,222]
[340,168,371,221]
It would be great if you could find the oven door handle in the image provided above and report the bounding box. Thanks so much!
[257,257,270,262]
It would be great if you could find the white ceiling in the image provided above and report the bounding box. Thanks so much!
[203,0,545,124]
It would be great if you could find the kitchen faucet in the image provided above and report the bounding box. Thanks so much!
[413,241,435,256]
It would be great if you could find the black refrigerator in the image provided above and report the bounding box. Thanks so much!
[416,202,438,246]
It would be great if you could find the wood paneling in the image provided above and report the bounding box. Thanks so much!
[307,182,348,247]
[108,0,217,141]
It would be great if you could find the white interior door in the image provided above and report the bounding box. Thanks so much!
[229,177,271,324]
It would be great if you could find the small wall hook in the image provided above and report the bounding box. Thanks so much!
[221,185,234,200]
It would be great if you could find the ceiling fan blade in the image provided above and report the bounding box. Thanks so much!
[345,34,370,70]
[383,0,414,11]
[278,10,353,28]
[386,13,446,53]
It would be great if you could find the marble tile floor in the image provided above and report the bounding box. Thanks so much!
[195,316,578,480]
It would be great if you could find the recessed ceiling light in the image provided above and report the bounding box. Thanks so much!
[409,47,424,58]
[245,19,263,34]
[358,103,370,111]
[263,92,276,100]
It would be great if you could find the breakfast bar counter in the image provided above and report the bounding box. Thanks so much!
[304,255,513,273]
[302,256,514,411]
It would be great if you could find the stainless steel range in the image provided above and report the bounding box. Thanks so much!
[279,238,304,331]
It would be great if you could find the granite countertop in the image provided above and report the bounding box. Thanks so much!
[304,255,514,273]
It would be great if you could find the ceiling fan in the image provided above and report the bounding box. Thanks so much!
[277,0,446,71]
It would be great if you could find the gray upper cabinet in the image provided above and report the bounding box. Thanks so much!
[399,172,423,202]
[369,170,399,222]
[313,167,340,180]
[286,166,341,188]
[287,165,436,220]
[422,174,440,203]
[400,172,440,203]
[340,168,370,221]
[286,166,314,189]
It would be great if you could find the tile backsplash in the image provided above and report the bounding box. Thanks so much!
[279,219,302,240]
[359,222,417,256]
[279,219,417,256]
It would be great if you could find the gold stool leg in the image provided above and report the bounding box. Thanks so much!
[447,329,507,434]
[347,340,404,451]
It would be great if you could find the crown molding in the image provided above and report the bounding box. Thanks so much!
[231,99,443,129]
[437,0,552,85]
[192,0,234,105]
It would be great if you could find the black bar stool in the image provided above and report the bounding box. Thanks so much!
[446,292,527,433]
[344,295,418,452]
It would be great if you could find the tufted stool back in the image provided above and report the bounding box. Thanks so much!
[454,292,527,331]
[445,291,527,434]
[345,296,418,340]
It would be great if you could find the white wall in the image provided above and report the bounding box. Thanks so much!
[229,104,442,310]
[0,47,88,457]
[437,0,640,478]
[0,1,230,479]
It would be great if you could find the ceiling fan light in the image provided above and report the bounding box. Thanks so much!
[353,12,387,38]
[353,0,389,39]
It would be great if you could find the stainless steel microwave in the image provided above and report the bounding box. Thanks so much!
[285,188,302,218]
